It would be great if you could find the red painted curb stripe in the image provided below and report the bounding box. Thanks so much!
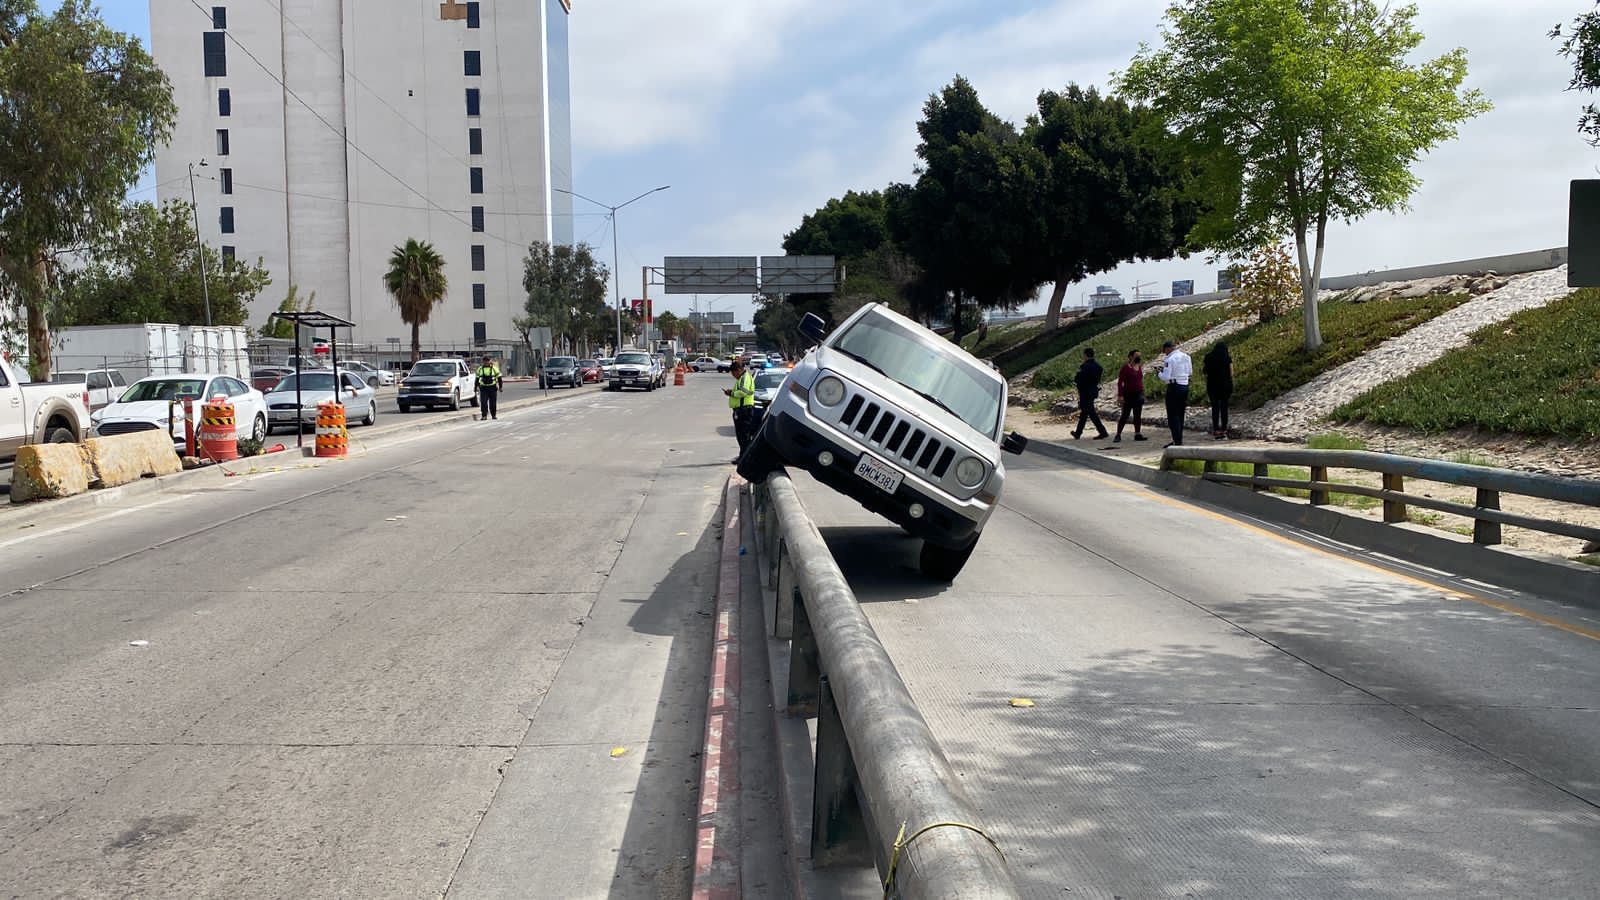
[692,476,744,900]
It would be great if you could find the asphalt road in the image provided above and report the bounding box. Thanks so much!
[0,376,778,898]
[790,452,1600,898]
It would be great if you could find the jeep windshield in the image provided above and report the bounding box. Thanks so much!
[831,308,1002,437]
[615,353,650,366]
[409,362,457,378]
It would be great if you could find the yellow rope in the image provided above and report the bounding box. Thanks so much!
[882,819,1005,898]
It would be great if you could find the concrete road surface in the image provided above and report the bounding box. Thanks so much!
[791,453,1600,898]
[0,376,774,898]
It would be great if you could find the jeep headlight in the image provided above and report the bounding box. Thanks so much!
[813,375,845,407]
[954,457,986,488]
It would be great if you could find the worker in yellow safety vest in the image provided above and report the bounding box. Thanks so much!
[476,355,502,421]
[724,358,757,460]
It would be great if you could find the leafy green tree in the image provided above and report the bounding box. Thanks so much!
[753,295,803,359]
[517,240,608,354]
[1119,0,1489,351]
[258,284,314,340]
[1024,85,1201,330]
[383,239,449,364]
[889,76,1046,342]
[57,201,270,328]
[655,310,680,341]
[782,190,892,260]
[0,0,175,378]
[1554,3,1600,144]
[782,189,923,326]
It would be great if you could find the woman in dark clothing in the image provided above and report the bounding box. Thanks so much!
[1114,350,1147,443]
[1203,342,1233,438]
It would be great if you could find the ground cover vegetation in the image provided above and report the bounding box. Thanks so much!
[1333,289,1600,438]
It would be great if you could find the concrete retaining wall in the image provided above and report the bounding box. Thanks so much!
[82,430,182,488]
[10,443,91,503]
[1319,247,1568,291]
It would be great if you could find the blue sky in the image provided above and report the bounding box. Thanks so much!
[81,1,1600,327]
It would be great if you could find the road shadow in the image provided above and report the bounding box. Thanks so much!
[927,579,1600,897]
[819,525,951,602]
[607,515,721,898]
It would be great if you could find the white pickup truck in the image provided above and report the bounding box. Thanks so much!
[0,355,91,464]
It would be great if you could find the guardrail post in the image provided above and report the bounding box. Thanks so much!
[1474,488,1503,545]
[787,595,820,716]
[1382,473,1407,523]
[1252,462,1269,492]
[1310,466,1330,506]
[810,674,871,867]
[1202,459,1217,475]
[774,542,797,640]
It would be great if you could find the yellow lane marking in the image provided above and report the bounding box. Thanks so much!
[1053,469,1600,643]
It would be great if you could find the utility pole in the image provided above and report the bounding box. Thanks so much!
[187,160,213,326]
[554,185,670,354]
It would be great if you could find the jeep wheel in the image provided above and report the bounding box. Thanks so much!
[919,536,978,583]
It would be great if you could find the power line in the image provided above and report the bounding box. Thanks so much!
[193,172,607,218]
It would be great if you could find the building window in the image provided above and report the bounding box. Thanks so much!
[218,88,231,116]
[470,245,485,271]
[203,32,227,77]
[212,6,226,29]
[471,206,484,232]
[469,167,483,194]
[220,168,233,195]
[472,283,486,309]
[463,50,481,76]
[216,128,230,155]
[465,88,481,116]
[466,2,480,28]
[468,127,483,155]
[473,321,487,344]
[221,245,236,262]
[219,207,235,234]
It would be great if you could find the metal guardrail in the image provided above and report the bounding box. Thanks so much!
[752,471,1020,899]
[1160,446,1600,546]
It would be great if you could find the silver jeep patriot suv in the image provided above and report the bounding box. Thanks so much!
[737,303,1027,581]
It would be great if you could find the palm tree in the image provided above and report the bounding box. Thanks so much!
[383,239,449,363]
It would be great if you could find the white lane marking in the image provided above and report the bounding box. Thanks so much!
[0,493,187,552]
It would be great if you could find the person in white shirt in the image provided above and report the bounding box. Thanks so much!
[1157,340,1192,447]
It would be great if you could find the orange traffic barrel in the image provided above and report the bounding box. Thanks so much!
[674,364,686,387]
[315,400,348,458]
[198,395,238,461]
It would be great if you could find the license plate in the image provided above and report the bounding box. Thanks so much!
[854,453,904,494]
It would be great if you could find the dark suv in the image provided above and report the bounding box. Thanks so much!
[541,356,582,389]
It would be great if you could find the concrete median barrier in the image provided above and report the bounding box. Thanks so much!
[81,430,182,488]
[9,443,91,503]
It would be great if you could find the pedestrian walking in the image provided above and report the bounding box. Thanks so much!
[1071,348,1109,440]
[1114,349,1148,443]
[476,355,502,421]
[724,358,757,460]
[1203,341,1234,438]
[1156,340,1192,447]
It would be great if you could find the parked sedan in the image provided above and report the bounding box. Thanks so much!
[251,366,294,393]
[264,370,377,432]
[341,360,394,387]
[93,373,267,446]
[689,356,721,373]
[577,359,603,383]
[540,356,583,388]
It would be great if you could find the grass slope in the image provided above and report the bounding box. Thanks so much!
[1032,303,1234,392]
[999,314,1130,379]
[961,320,1044,358]
[1179,292,1471,409]
[1333,288,1600,438]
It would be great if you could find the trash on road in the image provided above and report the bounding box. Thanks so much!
[128,640,150,647]
[1008,698,1035,708]
[609,746,627,758]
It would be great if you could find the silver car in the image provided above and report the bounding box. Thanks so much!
[737,303,1027,581]
[264,369,377,433]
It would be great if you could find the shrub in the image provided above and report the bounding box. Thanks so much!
[1231,244,1301,325]
[237,437,265,458]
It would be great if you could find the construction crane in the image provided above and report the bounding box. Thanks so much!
[1132,281,1159,303]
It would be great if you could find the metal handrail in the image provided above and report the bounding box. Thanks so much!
[754,471,1020,899]
[1161,446,1600,546]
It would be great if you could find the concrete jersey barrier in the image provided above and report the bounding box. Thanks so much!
[9,443,91,503]
[82,430,183,488]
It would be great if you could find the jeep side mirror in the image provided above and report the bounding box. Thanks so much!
[1001,431,1029,455]
[798,312,828,345]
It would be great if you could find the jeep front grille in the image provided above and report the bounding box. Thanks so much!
[836,390,955,478]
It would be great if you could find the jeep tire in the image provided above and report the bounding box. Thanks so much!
[919,536,978,582]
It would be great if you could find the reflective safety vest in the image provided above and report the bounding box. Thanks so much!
[476,366,500,389]
[728,371,756,409]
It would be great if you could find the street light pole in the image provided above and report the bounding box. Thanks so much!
[554,184,669,353]
[187,160,213,327]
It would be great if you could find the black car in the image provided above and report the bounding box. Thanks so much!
[540,356,582,388]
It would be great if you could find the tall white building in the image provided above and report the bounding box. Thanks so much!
[150,0,574,347]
